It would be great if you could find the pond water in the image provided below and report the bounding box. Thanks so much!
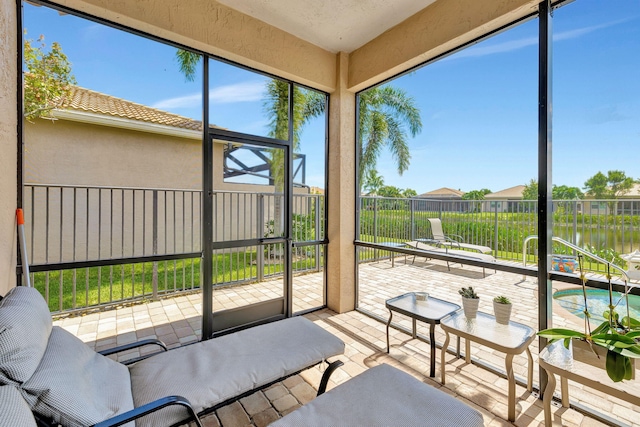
[554,228,640,255]
[554,288,640,323]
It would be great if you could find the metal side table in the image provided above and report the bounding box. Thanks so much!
[440,311,535,422]
[539,340,640,427]
[385,292,460,377]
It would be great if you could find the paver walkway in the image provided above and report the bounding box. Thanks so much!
[53,257,639,426]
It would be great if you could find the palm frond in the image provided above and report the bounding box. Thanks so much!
[356,85,423,188]
[385,116,411,175]
[175,50,201,82]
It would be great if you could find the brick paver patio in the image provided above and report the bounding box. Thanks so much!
[54,257,639,426]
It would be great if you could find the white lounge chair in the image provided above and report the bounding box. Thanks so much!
[427,218,493,254]
[406,240,496,277]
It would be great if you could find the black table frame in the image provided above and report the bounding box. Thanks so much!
[385,292,460,377]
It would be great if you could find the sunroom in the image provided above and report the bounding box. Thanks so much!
[1,0,640,425]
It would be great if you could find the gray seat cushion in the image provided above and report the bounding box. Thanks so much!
[20,327,134,427]
[0,287,52,385]
[272,364,484,427]
[0,385,37,427]
[129,316,345,427]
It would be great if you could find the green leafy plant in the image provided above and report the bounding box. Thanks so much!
[23,33,76,122]
[458,286,478,299]
[538,255,640,382]
[493,295,511,304]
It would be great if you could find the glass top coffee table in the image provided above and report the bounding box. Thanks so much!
[385,292,461,377]
[439,311,535,421]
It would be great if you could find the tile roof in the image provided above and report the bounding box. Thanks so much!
[418,187,464,198]
[485,185,525,199]
[61,86,202,131]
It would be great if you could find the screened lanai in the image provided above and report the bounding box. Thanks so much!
[2,0,640,426]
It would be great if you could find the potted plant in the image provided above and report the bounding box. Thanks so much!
[493,295,512,325]
[458,286,479,319]
[538,255,640,382]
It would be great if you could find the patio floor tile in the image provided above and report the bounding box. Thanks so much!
[51,258,639,426]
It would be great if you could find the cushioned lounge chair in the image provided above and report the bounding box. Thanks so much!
[405,240,496,277]
[0,384,38,427]
[0,286,345,427]
[426,218,493,254]
[272,364,484,427]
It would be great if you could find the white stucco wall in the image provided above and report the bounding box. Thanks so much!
[23,119,312,263]
[0,2,18,295]
[26,119,201,189]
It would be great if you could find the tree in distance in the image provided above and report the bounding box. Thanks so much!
[363,169,385,196]
[462,189,491,200]
[23,33,76,122]
[522,179,584,200]
[583,170,634,200]
[522,179,538,201]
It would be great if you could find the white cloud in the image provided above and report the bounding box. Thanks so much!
[209,81,266,104]
[553,18,633,42]
[450,36,537,60]
[446,18,634,61]
[152,93,201,109]
[152,81,266,109]
[79,23,107,41]
[587,105,629,124]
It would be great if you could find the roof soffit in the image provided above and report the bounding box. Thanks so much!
[215,0,437,53]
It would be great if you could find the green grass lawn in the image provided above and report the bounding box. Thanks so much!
[36,248,322,313]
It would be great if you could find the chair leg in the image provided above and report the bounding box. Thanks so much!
[317,360,344,396]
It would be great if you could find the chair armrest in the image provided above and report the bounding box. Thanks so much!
[92,395,204,427]
[444,236,463,248]
[98,339,168,363]
[445,234,464,242]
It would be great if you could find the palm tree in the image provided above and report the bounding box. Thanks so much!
[363,169,384,196]
[357,86,422,188]
[402,188,417,198]
[263,80,325,190]
[174,51,422,190]
[263,80,325,237]
[175,51,422,248]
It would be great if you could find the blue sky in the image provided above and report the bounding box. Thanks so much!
[24,0,640,194]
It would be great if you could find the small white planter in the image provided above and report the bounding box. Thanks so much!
[461,297,479,319]
[493,301,512,325]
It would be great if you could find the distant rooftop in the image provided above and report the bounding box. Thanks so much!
[418,187,464,199]
[485,185,525,199]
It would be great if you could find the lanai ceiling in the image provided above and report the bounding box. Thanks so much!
[216,0,438,53]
